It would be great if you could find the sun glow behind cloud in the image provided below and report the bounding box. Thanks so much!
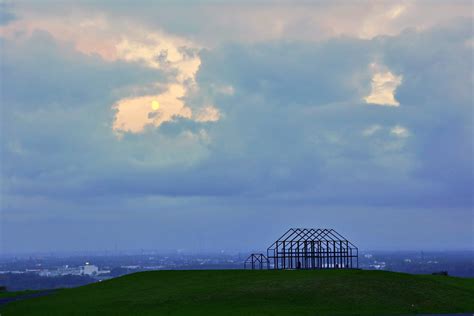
[0,12,220,135]
[151,100,160,110]
[111,32,220,134]
[113,85,190,133]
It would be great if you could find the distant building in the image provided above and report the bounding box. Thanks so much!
[39,270,52,277]
[80,263,99,276]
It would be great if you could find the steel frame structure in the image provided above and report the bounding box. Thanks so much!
[244,253,269,270]
[266,228,358,270]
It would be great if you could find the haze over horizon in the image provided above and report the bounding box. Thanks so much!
[0,0,473,254]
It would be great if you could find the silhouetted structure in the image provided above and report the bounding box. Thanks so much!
[245,228,358,270]
[267,228,358,269]
[244,253,269,270]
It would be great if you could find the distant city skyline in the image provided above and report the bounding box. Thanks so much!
[1,1,473,253]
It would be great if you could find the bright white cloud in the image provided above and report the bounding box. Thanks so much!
[364,64,402,106]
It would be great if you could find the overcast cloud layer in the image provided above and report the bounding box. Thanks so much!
[0,1,473,253]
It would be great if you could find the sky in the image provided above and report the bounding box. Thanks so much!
[0,0,473,254]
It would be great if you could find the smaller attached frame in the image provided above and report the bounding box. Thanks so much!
[244,253,269,270]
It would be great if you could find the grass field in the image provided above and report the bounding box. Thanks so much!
[0,290,38,299]
[1,269,473,315]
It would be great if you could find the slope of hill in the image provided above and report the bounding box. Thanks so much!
[1,269,473,315]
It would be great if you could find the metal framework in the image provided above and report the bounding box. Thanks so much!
[244,253,269,270]
[266,228,358,270]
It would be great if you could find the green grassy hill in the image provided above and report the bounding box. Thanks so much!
[1,269,473,315]
[0,290,38,299]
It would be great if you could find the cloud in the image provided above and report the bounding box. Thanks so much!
[107,27,218,133]
[0,30,164,108]
[362,124,382,136]
[4,1,472,45]
[0,3,16,26]
[0,31,213,199]
[0,4,472,251]
[113,84,191,133]
[2,19,472,206]
[390,125,409,138]
[364,63,402,106]
[189,19,472,207]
